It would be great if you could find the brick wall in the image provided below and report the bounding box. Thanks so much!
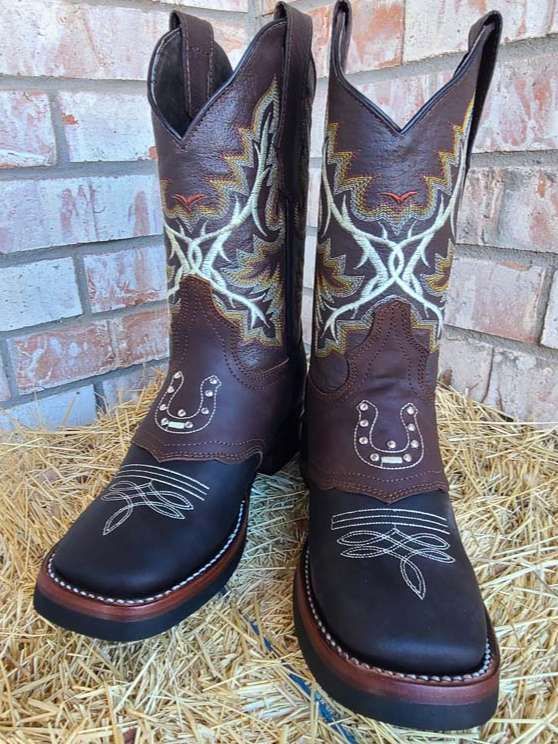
[0,0,251,430]
[0,0,556,430]
[260,0,558,425]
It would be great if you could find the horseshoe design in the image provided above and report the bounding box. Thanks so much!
[353,401,424,470]
[155,371,221,434]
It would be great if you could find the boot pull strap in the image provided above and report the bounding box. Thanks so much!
[274,2,312,153]
[465,11,502,165]
[330,0,352,77]
[170,11,215,120]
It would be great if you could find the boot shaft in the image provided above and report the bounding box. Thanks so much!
[132,5,315,464]
[304,1,501,502]
[149,6,315,368]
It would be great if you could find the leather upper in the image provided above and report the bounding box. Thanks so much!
[134,6,315,465]
[303,0,502,503]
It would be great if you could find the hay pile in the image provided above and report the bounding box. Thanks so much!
[0,381,557,742]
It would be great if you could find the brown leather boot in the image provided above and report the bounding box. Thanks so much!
[294,0,501,730]
[35,3,315,641]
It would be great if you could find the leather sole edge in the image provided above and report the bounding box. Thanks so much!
[293,546,500,731]
[33,502,248,642]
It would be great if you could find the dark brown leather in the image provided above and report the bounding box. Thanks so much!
[303,0,501,503]
[134,4,315,465]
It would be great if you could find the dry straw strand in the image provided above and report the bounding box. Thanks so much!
[0,380,557,742]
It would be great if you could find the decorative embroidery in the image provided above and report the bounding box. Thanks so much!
[331,508,455,599]
[155,371,221,434]
[354,401,424,470]
[100,463,209,535]
[315,99,474,356]
[161,79,285,347]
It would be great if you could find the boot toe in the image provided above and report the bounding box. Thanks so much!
[51,446,254,600]
[309,488,489,676]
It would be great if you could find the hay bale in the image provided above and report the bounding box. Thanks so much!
[0,382,557,742]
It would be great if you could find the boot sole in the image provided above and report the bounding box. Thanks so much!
[293,546,500,731]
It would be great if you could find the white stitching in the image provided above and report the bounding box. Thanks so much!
[302,548,493,682]
[330,507,453,599]
[47,502,245,606]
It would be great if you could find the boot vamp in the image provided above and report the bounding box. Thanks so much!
[308,487,487,675]
[52,445,256,599]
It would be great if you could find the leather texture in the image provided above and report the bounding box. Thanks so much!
[302,0,501,677]
[303,0,501,503]
[48,4,315,601]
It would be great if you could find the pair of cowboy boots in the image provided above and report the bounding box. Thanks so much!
[34,0,502,730]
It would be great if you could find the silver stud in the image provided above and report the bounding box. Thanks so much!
[403,454,412,463]
[161,417,168,425]
[359,436,368,445]
[167,386,174,394]
[177,409,186,417]
[386,440,396,449]
[159,404,167,411]
[407,423,416,432]
[173,372,181,379]
[201,407,209,415]
[406,406,415,415]
[205,391,214,398]
[185,421,193,429]
[411,439,419,448]
[209,376,218,384]
[359,402,369,412]
[359,419,368,427]
[370,453,379,462]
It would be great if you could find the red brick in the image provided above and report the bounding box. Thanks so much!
[58,92,153,162]
[100,363,167,408]
[310,82,327,158]
[541,272,558,350]
[446,256,547,343]
[111,308,169,367]
[457,168,506,246]
[497,169,558,254]
[0,91,56,168]
[485,348,558,424]
[303,234,317,289]
[0,259,82,332]
[359,71,451,131]
[308,0,403,77]
[0,1,247,80]
[438,332,493,402]
[0,386,97,432]
[307,165,321,229]
[302,287,314,347]
[0,174,161,255]
[159,0,248,10]
[0,359,10,402]
[476,53,558,153]
[84,243,166,313]
[345,0,403,74]
[307,4,334,79]
[404,0,553,62]
[10,321,117,394]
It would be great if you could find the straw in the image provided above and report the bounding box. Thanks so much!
[0,379,556,742]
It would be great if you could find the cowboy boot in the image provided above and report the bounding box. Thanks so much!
[294,0,501,730]
[34,3,315,641]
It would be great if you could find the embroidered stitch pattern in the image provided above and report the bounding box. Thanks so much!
[155,371,221,434]
[100,463,209,535]
[354,401,424,470]
[331,507,455,599]
[315,99,474,356]
[161,79,285,347]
